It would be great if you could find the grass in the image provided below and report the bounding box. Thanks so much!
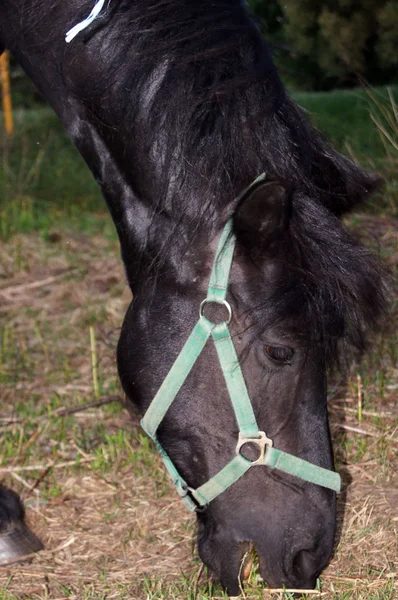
[0,109,108,240]
[293,86,398,217]
[293,87,396,164]
[0,86,397,598]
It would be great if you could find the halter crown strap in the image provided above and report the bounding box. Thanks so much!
[65,0,108,43]
[206,218,235,302]
[141,175,341,511]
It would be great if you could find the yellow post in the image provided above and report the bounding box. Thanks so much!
[0,51,14,135]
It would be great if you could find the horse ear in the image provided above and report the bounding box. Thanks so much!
[233,180,290,246]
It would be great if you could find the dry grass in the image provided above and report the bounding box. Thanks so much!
[0,217,397,599]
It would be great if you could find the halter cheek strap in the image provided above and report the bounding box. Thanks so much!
[141,175,341,512]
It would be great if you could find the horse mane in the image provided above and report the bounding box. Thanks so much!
[64,0,379,209]
[59,0,388,364]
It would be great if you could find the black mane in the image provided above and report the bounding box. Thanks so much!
[61,0,388,362]
[63,0,379,211]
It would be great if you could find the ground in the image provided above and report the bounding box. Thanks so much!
[0,213,397,600]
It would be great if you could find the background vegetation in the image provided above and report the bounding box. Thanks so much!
[248,0,398,90]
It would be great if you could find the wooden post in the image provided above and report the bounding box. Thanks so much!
[0,51,14,135]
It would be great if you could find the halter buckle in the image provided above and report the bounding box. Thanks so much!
[236,431,273,466]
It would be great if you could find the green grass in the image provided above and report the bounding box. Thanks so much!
[293,86,397,164]
[294,86,398,217]
[0,108,109,240]
[2,109,99,204]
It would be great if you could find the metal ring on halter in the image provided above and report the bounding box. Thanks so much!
[199,299,232,325]
[236,431,273,466]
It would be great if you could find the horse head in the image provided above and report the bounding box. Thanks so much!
[117,171,384,593]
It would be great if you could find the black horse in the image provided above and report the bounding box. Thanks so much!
[0,0,387,594]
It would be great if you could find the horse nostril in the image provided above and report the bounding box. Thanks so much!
[290,548,320,587]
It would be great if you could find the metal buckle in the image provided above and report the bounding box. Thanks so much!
[236,431,273,465]
[199,299,232,325]
[180,484,208,513]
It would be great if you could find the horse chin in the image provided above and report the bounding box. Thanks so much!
[197,527,250,596]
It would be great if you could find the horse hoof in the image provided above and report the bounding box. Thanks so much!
[0,520,44,565]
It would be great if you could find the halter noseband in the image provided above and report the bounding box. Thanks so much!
[141,175,341,512]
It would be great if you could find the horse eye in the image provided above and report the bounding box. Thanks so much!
[264,345,294,364]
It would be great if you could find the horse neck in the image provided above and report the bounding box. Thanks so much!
[0,0,256,293]
[69,110,221,295]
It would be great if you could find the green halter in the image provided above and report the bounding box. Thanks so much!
[141,176,341,512]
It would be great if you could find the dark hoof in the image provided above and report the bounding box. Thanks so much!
[0,520,44,565]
